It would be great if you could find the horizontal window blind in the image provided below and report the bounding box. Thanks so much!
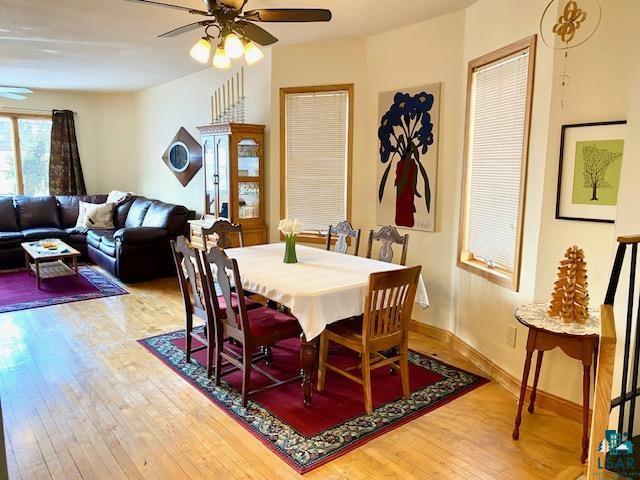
[465,50,530,272]
[285,90,348,232]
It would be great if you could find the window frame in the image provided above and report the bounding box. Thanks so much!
[0,111,52,195]
[279,84,354,244]
[457,35,537,292]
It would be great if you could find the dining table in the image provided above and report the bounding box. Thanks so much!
[224,242,430,406]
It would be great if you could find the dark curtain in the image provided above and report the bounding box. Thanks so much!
[49,109,86,195]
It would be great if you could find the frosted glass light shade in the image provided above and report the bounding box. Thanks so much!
[212,47,231,69]
[224,33,244,59]
[189,38,211,64]
[244,41,264,65]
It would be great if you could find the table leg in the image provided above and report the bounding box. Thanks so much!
[73,256,78,275]
[581,364,591,464]
[24,251,30,275]
[300,333,318,407]
[35,260,41,290]
[513,330,536,440]
[528,351,544,413]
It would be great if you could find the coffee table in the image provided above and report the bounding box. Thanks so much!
[21,240,81,289]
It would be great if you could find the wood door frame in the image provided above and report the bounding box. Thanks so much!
[456,35,537,292]
[279,84,354,244]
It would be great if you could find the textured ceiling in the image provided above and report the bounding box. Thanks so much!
[0,0,476,92]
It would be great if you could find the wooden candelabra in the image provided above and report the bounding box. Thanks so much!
[548,245,589,323]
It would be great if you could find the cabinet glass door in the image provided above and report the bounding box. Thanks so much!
[239,182,259,219]
[216,136,231,219]
[204,138,216,214]
[237,137,260,220]
[237,138,260,177]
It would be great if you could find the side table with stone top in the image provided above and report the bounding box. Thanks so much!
[511,303,600,464]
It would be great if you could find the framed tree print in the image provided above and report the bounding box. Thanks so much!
[556,120,626,223]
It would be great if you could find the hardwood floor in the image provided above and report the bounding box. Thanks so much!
[0,273,584,479]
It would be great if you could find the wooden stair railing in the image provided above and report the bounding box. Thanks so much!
[586,303,617,479]
[584,234,640,480]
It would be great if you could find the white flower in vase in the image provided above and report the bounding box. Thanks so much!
[278,218,304,238]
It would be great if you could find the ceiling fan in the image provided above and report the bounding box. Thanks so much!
[125,0,332,68]
[0,87,33,101]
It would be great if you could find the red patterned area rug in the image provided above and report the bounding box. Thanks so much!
[139,329,488,473]
[0,265,127,313]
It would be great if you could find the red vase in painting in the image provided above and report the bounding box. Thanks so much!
[395,157,417,228]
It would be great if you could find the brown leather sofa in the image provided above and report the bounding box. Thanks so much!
[0,194,192,282]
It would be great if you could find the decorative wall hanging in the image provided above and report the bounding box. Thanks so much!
[548,245,589,324]
[211,67,245,123]
[555,121,626,223]
[539,0,602,109]
[162,127,202,187]
[376,83,440,232]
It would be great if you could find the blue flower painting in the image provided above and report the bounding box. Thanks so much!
[377,84,440,231]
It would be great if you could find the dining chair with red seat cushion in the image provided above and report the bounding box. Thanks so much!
[170,236,260,377]
[317,266,422,414]
[198,246,302,407]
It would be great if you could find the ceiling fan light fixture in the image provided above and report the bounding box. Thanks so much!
[243,41,264,66]
[224,33,245,59]
[212,46,231,69]
[189,37,212,63]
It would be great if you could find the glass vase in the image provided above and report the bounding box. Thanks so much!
[284,235,298,264]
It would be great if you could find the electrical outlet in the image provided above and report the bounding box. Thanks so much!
[506,325,517,348]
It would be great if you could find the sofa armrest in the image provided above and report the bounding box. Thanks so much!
[114,227,168,243]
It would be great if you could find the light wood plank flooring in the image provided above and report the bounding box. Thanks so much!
[0,273,584,479]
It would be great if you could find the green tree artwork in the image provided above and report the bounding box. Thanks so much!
[572,139,624,206]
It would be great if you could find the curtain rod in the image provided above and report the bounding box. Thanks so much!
[0,107,77,114]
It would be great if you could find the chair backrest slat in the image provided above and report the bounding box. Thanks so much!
[199,247,250,335]
[366,225,410,265]
[362,266,421,344]
[326,221,361,255]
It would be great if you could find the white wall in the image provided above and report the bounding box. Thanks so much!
[133,54,272,214]
[364,12,466,329]
[269,38,367,243]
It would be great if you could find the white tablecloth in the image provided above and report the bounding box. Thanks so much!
[225,243,429,340]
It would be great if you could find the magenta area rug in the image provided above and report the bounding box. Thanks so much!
[0,265,127,313]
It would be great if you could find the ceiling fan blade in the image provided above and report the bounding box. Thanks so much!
[0,87,33,94]
[0,93,27,100]
[159,20,215,38]
[124,0,210,16]
[243,9,332,23]
[234,20,278,46]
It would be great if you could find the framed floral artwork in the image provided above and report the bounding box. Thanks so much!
[376,83,441,232]
[555,120,626,223]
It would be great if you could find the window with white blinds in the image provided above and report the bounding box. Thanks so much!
[283,87,351,233]
[459,37,535,290]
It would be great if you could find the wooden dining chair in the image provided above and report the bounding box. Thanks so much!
[170,236,217,377]
[200,219,244,250]
[325,221,361,255]
[317,266,422,414]
[200,246,302,407]
[171,236,261,377]
[366,226,410,266]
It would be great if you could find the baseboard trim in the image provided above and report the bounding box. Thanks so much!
[410,320,587,424]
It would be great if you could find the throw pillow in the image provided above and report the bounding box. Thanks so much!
[106,190,133,205]
[76,201,115,229]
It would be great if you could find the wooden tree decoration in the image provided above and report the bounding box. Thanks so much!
[548,245,589,323]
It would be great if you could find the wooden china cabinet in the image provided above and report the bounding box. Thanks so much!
[189,123,267,249]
